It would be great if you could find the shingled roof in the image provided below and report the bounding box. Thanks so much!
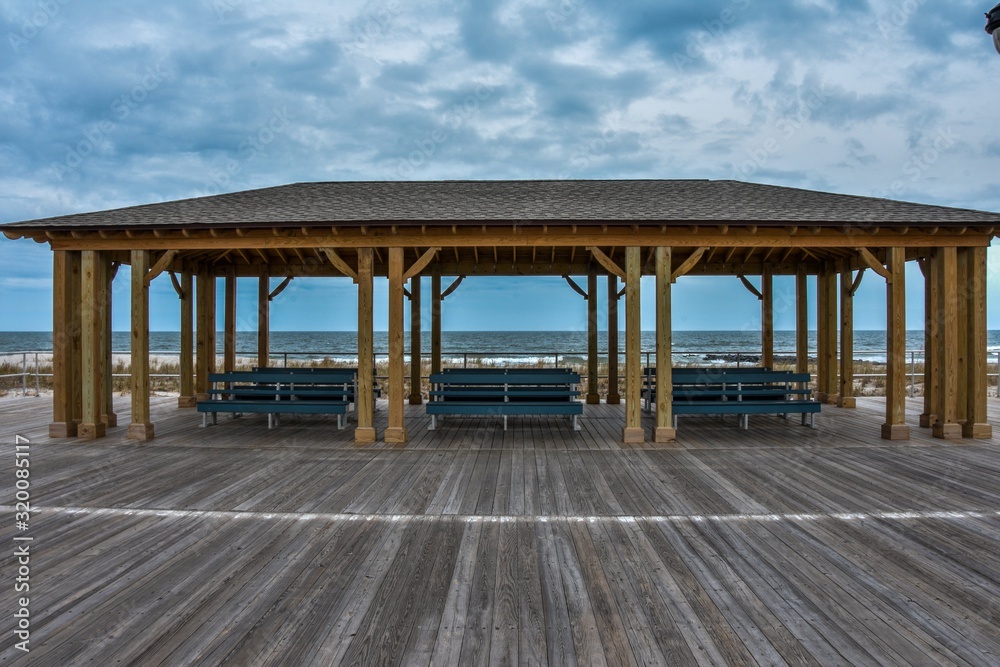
[4,180,999,232]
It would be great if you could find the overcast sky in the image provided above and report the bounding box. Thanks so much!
[1,0,999,334]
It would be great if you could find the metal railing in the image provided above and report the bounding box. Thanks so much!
[3,348,999,397]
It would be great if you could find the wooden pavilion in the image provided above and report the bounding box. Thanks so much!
[2,179,997,445]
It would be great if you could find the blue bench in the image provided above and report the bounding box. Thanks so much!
[197,369,358,429]
[644,367,819,430]
[427,368,583,431]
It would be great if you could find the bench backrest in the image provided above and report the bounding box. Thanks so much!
[210,370,357,385]
[430,369,581,385]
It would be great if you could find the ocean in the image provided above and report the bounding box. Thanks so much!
[3,330,999,365]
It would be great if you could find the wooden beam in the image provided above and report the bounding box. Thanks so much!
[355,248,376,444]
[100,257,116,428]
[607,274,620,404]
[402,247,440,282]
[409,275,422,405]
[321,248,358,282]
[738,274,763,300]
[441,275,465,300]
[431,266,442,375]
[386,247,407,445]
[586,271,600,404]
[49,251,78,437]
[655,247,675,443]
[623,247,644,444]
[79,251,106,439]
[932,247,961,439]
[169,271,185,298]
[964,246,992,438]
[224,267,237,373]
[269,276,293,301]
[563,275,588,300]
[128,250,154,440]
[838,265,855,408]
[881,248,909,439]
[920,251,939,428]
[587,246,626,280]
[670,246,708,283]
[856,247,893,282]
[145,249,178,286]
[795,266,808,377]
[761,266,773,370]
[178,272,195,407]
[849,267,865,296]
[257,267,270,369]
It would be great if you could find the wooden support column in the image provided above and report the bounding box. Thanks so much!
[79,250,106,439]
[69,253,82,427]
[795,267,809,377]
[355,248,376,444]
[586,270,600,404]
[623,247,644,444]
[101,259,116,427]
[257,266,270,368]
[386,247,408,445]
[128,250,154,440]
[195,269,216,401]
[881,248,910,440]
[224,267,237,373]
[933,247,961,439]
[956,249,969,425]
[838,264,856,408]
[49,251,78,437]
[964,246,992,438]
[655,247,676,443]
[431,266,442,375]
[607,274,621,404]
[178,273,196,408]
[761,266,773,370]
[817,265,838,403]
[409,275,423,405]
[920,253,940,427]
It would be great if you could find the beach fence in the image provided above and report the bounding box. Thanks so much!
[3,349,999,398]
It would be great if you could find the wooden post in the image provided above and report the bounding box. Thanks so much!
[955,248,969,425]
[761,266,773,370]
[795,267,809,377]
[178,273,196,408]
[386,247,408,444]
[355,248,376,444]
[623,247,644,444]
[881,248,910,440]
[586,270,600,404]
[431,266,442,375]
[257,266,270,369]
[224,267,237,373]
[921,252,940,428]
[195,269,215,401]
[933,247,961,439]
[607,274,621,404]
[101,258,116,427]
[817,265,839,403]
[816,270,829,403]
[409,274,423,405]
[655,247,675,443]
[964,246,992,438]
[69,252,82,427]
[79,250,106,439]
[49,251,78,437]
[128,250,154,440]
[838,263,856,408]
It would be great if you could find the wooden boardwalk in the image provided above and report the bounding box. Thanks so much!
[1,395,999,665]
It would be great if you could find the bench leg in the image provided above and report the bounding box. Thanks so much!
[503,415,508,431]
[573,415,580,431]
[673,414,678,430]
[337,414,344,430]
[213,412,218,426]
[268,413,274,429]
[201,413,208,428]
[429,415,437,431]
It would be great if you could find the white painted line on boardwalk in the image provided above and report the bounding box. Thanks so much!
[2,505,999,525]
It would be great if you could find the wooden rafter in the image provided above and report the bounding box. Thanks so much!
[403,247,440,282]
[269,276,293,301]
[563,276,588,299]
[145,250,179,286]
[738,274,763,300]
[671,247,708,282]
[169,271,185,299]
[587,246,626,280]
[441,275,465,299]
[322,248,358,282]
[856,247,893,283]
[850,268,866,296]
